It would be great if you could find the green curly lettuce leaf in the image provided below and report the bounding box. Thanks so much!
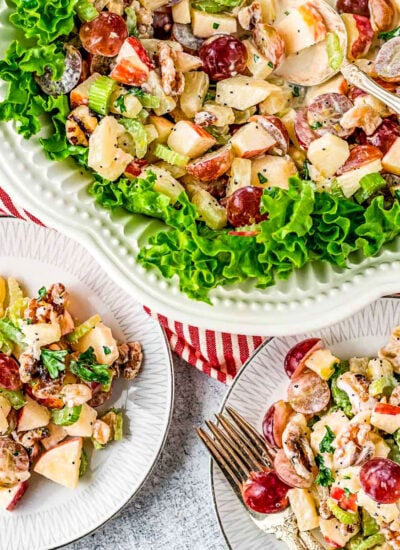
[0,40,67,140]
[89,175,400,303]
[9,0,79,46]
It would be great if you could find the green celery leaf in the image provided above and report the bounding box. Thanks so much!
[319,426,336,453]
[41,348,68,379]
[70,347,112,385]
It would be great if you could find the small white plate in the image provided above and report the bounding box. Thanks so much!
[0,218,174,550]
[211,297,400,549]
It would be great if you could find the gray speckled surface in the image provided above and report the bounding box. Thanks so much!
[66,355,227,550]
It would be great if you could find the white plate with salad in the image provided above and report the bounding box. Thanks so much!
[212,297,400,550]
[3,0,400,335]
[0,218,173,550]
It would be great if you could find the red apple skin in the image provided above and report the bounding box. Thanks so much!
[6,481,29,512]
[375,403,400,415]
[186,145,234,181]
[342,14,374,61]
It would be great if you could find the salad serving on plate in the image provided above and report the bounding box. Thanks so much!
[238,330,400,549]
[0,276,142,510]
[2,0,400,303]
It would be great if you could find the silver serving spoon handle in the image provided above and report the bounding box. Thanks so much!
[276,0,400,114]
[340,61,400,114]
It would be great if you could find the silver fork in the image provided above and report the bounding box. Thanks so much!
[197,406,324,550]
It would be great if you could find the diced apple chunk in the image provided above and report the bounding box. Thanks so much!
[0,481,28,511]
[23,322,61,350]
[150,166,185,203]
[320,518,356,548]
[371,405,400,434]
[88,117,133,182]
[258,86,293,116]
[175,51,202,72]
[288,488,319,531]
[251,155,297,187]
[168,120,216,158]
[227,158,252,196]
[382,137,400,175]
[149,115,174,143]
[41,423,68,450]
[180,71,209,118]
[34,437,83,489]
[231,122,276,158]
[138,0,169,11]
[200,103,235,127]
[72,322,118,366]
[18,395,50,432]
[216,76,278,111]
[0,396,11,419]
[307,134,350,178]
[370,433,391,458]
[306,75,348,104]
[243,39,274,80]
[191,10,237,38]
[172,0,191,23]
[276,3,327,55]
[64,403,98,438]
[305,349,340,380]
[335,158,382,197]
[357,490,399,523]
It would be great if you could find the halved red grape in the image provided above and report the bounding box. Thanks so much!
[274,449,313,488]
[262,401,293,448]
[336,0,369,16]
[307,93,354,138]
[366,118,400,155]
[287,370,331,414]
[35,45,82,96]
[80,12,128,57]
[0,440,30,487]
[199,35,247,81]
[241,470,290,513]
[0,353,22,391]
[360,458,400,504]
[284,338,323,379]
[226,186,268,228]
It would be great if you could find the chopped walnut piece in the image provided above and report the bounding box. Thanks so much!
[157,42,185,97]
[114,342,143,381]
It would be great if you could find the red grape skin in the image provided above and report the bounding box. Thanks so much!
[226,187,268,228]
[336,0,369,15]
[262,400,293,448]
[360,458,400,504]
[80,12,128,57]
[0,353,22,390]
[241,470,290,513]
[199,35,247,81]
[284,338,322,379]
[366,118,400,155]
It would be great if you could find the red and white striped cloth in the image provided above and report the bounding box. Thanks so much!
[0,186,266,384]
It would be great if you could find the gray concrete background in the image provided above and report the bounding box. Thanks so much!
[67,356,227,550]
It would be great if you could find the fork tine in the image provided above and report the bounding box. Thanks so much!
[196,428,243,490]
[216,414,270,470]
[226,406,276,460]
[206,420,252,477]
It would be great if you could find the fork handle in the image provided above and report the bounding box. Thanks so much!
[276,530,307,550]
[272,515,307,550]
[340,61,400,115]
